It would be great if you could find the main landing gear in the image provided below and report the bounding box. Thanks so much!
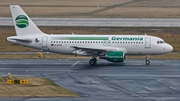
[89,58,97,65]
[145,55,150,65]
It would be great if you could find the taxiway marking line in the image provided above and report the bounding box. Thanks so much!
[169,86,176,90]
[145,87,152,91]
[71,61,79,67]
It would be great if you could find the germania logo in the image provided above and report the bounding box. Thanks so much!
[35,38,39,43]
[15,15,29,28]
[111,36,143,41]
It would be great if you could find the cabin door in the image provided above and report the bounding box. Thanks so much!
[42,36,48,48]
[145,37,151,48]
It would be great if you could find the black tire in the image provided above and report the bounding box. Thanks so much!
[89,59,96,65]
[94,58,97,63]
[146,60,150,65]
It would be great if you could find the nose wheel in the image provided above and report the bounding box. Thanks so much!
[89,58,97,65]
[145,60,150,65]
[145,55,150,65]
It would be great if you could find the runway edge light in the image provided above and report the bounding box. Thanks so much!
[8,73,12,79]
[38,52,43,58]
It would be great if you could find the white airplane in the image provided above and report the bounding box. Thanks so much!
[7,5,173,65]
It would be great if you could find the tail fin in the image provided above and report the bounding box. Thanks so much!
[10,5,45,36]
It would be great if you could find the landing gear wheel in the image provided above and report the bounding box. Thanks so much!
[89,58,97,65]
[146,60,150,65]
[94,58,97,63]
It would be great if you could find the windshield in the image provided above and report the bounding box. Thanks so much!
[157,41,166,44]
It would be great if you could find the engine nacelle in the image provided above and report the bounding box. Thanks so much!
[100,51,125,62]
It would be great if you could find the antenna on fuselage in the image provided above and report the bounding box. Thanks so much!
[144,33,147,35]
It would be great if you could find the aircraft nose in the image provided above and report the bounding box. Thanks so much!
[167,44,173,52]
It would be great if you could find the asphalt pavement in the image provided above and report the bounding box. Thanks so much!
[0,59,180,101]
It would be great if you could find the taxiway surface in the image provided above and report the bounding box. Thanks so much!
[0,59,180,101]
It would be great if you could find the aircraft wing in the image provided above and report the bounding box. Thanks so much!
[71,46,127,55]
[71,46,106,51]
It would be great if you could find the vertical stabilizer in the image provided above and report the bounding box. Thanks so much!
[10,5,45,36]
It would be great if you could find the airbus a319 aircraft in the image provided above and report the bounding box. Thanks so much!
[7,5,173,65]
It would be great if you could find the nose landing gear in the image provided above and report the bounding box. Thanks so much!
[146,59,150,65]
[145,55,150,65]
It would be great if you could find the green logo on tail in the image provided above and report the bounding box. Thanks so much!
[15,15,29,28]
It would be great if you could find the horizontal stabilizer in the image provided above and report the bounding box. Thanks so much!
[11,38,32,43]
[7,36,32,44]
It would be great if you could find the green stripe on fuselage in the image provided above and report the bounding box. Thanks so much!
[51,37,109,40]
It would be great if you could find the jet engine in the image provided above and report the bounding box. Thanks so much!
[100,51,125,62]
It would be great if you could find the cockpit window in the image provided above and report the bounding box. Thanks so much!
[157,41,166,44]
